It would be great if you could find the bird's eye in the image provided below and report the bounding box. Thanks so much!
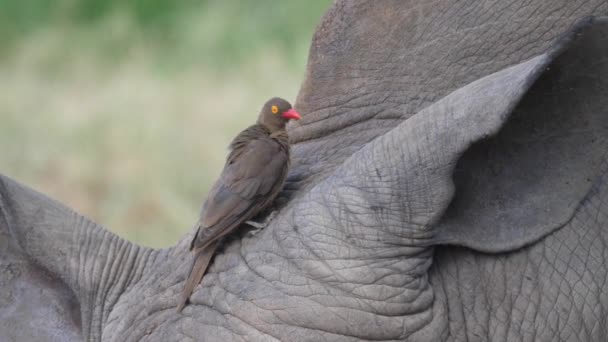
[271,105,279,114]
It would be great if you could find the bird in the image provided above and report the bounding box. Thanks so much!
[176,97,301,313]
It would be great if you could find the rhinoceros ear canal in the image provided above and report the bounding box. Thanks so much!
[271,105,279,114]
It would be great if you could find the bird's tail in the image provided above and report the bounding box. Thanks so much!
[176,241,218,313]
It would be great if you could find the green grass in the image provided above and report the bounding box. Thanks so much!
[0,1,329,68]
[0,1,330,247]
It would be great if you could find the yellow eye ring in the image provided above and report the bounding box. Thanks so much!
[271,105,279,114]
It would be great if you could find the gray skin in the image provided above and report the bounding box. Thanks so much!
[1,1,608,341]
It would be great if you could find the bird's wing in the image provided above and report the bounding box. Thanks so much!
[191,136,288,250]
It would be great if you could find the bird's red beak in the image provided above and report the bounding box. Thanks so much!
[281,109,301,120]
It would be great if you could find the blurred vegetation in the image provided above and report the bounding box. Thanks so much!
[0,0,330,247]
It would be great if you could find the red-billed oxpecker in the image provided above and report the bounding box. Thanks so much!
[177,97,301,312]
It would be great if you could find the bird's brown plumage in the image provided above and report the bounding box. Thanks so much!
[177,97,299,312]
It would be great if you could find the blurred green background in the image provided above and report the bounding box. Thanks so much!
[0,0,330,247]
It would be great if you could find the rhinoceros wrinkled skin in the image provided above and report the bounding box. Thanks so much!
[1,1,608,341]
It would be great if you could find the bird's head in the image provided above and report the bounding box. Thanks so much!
[257,97,301,131]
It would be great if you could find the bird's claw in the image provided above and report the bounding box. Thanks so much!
[246,211,278,235]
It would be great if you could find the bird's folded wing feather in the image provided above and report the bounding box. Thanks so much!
[191,136,288,250]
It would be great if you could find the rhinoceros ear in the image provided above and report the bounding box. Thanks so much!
[434,17,608,253]
[0,173,148,340]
